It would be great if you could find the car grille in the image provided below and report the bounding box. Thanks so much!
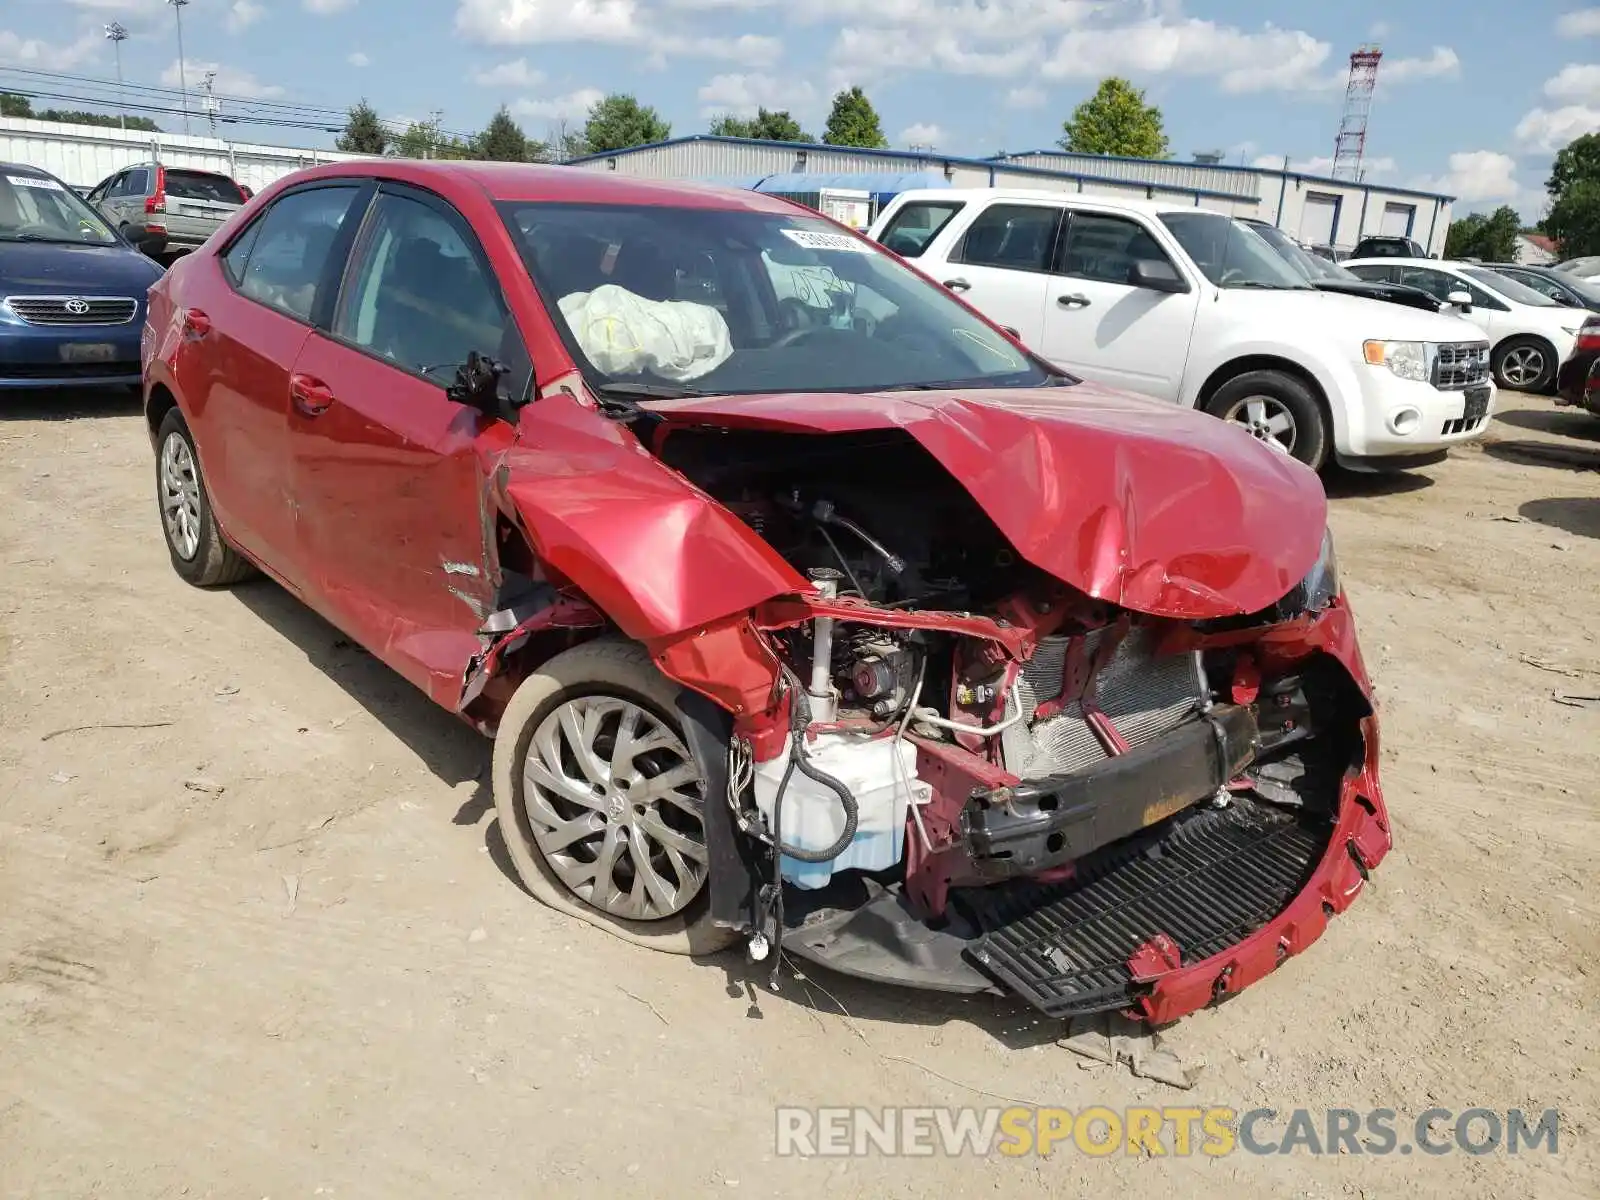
[2,361,140,380]
[1432,341,1490,389]
[961,796,1332,1017]
[4,296,139,327]
[1441,415,1488,437]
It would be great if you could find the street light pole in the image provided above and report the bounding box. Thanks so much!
[104,22,128,131]
[168,0,192,136]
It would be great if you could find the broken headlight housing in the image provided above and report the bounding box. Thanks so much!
[1281,528,1340,616]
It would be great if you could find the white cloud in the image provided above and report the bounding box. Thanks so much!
[455,0,640,44]
[833,25,1036,80]
[1543,63,1600,104]
[666,0,774,7]
[347,50,371,67]
[1004,84,1047,109]
[696,73,816,118]
[657,33,780,66]
[228,1,266,33]
[899,122,944,147]
[160,60,285,99]
[1557,8,1600,36]
[1041,17,1333,94]
[62,0,145,9]
[512,87,605,121]
[805,0,1097,41]
[1516,105,1600,153]
[478,58,544,86]
[1383,46,1460,84]
[1412,150,1521,202]
[0,30,101,70]
[305,0,358,12]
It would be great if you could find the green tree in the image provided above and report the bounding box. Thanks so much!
[822,86,887,148]
[1,93,33,118]
[471,105,547,162]
[1,93,158,130]
[389,118,472,160]
[710,108,815,142]
[1543,132,1600,257]
[581,94,670,154]
[337,99,389,154]
[1445,206,1522,261]
[1058,77,1169,159]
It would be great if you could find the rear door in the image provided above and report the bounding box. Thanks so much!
[174,181,369,574]
[285,182,532,705]
[164,168,247,243]
[1393,265,1503,337]
[929,201,1061,347]
[1036,207,1199,400]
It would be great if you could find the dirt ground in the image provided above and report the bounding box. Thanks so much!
[1,391,1596,1199]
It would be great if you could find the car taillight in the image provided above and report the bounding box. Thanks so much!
[1577,317,1600,352]
[145,165,167,215]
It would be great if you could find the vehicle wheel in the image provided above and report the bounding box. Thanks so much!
[492,638,737,956]
[1492,337,1556,393]
[1203,370,1329,470]
[155,408,257,587]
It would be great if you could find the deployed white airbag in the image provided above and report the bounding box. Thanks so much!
[557,284,732,382]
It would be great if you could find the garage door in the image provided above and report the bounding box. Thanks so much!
[1381,202,1415,237]
[1299,193,1340,246]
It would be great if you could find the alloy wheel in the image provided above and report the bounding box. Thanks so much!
[1222,395,1297,456]
[1500,345,1546,389]
[520,695,709,921]
[159,431,202,561]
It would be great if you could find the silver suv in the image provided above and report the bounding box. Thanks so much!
[85,162,248,260]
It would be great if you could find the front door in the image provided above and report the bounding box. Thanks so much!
[934,201,1060,349]
[172,181,367,573]
[1037,208,1200,401]
[286,183,533,706]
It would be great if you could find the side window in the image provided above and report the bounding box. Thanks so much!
[1395,266,1453,300]
[332,190,527,394]
[104,172,129,198]
[222,220,263,287]
[878,201,965,258]
[125,168,150,196]
[236,185,361,322]
[1054,211,1175,285]
[954,204,1060,272]
[88,176,113,203]
[1346,263,1395,283]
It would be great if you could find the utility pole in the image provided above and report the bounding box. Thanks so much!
[168,0,192,136]
[427,107,443,159]
[105,23,129,130]
[201,70,219,136]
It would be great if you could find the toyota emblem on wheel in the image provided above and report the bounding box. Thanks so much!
[64,298,90,315]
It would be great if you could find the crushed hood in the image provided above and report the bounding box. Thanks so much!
[647,380,1328,620]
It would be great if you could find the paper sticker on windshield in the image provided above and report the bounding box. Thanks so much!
[7,175,62,190]
[779,228,873,254]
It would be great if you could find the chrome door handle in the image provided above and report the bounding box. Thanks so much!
[943,277,972,292]
[1057,293,1092,309]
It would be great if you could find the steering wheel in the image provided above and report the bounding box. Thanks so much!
[770,323,846,350]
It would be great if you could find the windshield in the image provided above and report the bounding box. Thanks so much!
[1463,267,1564,307]
[1160,212,1311,290]
[1244,222,1356,282]
[499,202,1053,396]
[165,170,246,205]
[0,171,118,246]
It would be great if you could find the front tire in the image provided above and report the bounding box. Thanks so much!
[1492,336,1557,393]
[155,409,257,587]
[1203,369,1329,470]
[492,638,736,956]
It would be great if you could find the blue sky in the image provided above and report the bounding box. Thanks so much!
[3,0,1598,217]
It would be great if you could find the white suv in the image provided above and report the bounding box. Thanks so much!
[1343,257,1586,394]
[870,188,1497,471]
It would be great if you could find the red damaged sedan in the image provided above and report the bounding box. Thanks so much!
[141,162,1390,1025]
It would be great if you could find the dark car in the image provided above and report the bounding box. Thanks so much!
[1241,219,1445,313]
[1556,314,1600,415]
[142,160,1390,1026]
[1485,263,1600,312]
[1350,235,1430,259]
[1,162,165,390]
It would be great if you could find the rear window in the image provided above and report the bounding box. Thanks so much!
[164,170,246,205]
[876,201,965,258]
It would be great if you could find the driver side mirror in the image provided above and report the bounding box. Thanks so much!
[447,351,515,422]
[1445,289,1473,313]
[1129,258,1190,294]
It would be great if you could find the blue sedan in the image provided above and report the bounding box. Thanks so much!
[1,162,165,390]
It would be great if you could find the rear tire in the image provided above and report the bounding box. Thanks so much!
[492,638,737,957]
[1492,336,1557,393]
[155,409,257,587]
[1203,369,1329,471]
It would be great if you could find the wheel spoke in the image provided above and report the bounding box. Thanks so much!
[632,846,680,913]
[523,755,608,811]
[537,811,605,855]
[1245,398,1267,425]
[1265,411,1293,436]
[636,810,708,863]
[559,703,608,786]
[637,761,700,802]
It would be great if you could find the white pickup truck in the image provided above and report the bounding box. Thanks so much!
[868,188,1497,472]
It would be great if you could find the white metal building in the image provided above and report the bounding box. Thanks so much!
[569,136,1455,256]
[0,115,368,195]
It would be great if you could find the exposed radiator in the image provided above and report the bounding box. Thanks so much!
[1000,627,1206,778]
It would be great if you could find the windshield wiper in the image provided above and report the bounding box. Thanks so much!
[1224,280,1309,291]
[594,382,713,400]
[1,234,90,244]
